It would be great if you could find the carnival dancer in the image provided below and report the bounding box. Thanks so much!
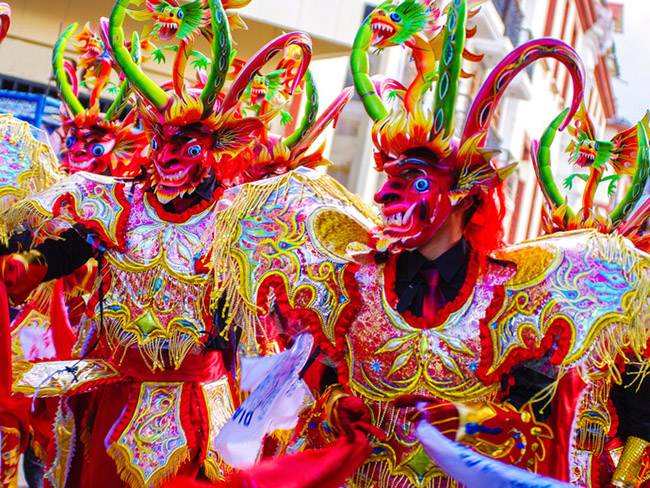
[0,0,289,485]
[207,1,650,486]
[0,0,374,486]
[5,23,154,488]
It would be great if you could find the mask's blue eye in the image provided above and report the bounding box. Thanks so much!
[176,9,184,19]
[390,12,402,22]
[151,138,159,151]
[264,78,270,86]
[593,142,599,151]
[188,144,201,157]
[413,177,430,192]
[65,135,75,149]
[90,144,105,157]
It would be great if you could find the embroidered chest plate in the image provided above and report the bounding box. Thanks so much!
[100,186,217,371]
[348,260,513,403]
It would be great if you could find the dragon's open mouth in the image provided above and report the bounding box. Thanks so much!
[576,150,596,168]
[371,20,397,45]
[250,87,267,105]
[159,22,179,41]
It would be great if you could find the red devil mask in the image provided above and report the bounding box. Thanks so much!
[374,148,457,250]
[60,109,146,177]
[148,122,217,204]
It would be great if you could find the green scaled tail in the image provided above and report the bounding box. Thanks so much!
[350,15,388,122]
[533,108,576,222]
[200,0,231,116]
[53,23,84,116]
[285,70,319,149]
[431,0,466,140]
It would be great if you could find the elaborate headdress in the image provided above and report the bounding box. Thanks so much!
[107,0,336,203]
[354,0,585,200]
[53,22,148,176]
[352,0,585,251]
[233,38,354,181]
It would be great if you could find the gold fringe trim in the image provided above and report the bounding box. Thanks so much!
[0,114,61,189]
[104,314,201,373]
[0,199,71,244]
[107,440,190,488]
[203,453,233,483]
[207,169,378,352]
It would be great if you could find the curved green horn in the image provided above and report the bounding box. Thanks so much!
[430,0,467,141]
[107,0,168,110]
[610,119,650,227]
[104,30,140,121]
[350,14,388,122]
[531,108,575,221]
[284,69,319,149]
[53,23,84,116]
[200,0,232,116]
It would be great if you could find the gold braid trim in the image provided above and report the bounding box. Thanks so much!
[612,436,650,488]
[208,169,377,353]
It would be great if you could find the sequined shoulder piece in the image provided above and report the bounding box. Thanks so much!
[1,172,132,250]
[0,115,62,211]
[212,167,378,352]
[478,229,650,383]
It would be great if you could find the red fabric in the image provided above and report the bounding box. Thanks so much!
[109,349,226,382]
[64,378,210,487]
[50,278,77,360]
[0,280,10,397]
[0,280,31,456]
[546,368,587,481]
[395,394,459,440]
[164,428,373,488]
[463,186,506,258]
[0,254,47,305]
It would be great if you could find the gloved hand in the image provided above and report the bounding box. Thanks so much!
[328,392,386,441]
[0,250,48,305]
[396,394,459,440]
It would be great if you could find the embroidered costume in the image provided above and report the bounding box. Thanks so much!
[0,0,362,486]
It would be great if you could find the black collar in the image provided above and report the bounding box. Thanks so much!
[402,238,468,284]
[193,171,219,201]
